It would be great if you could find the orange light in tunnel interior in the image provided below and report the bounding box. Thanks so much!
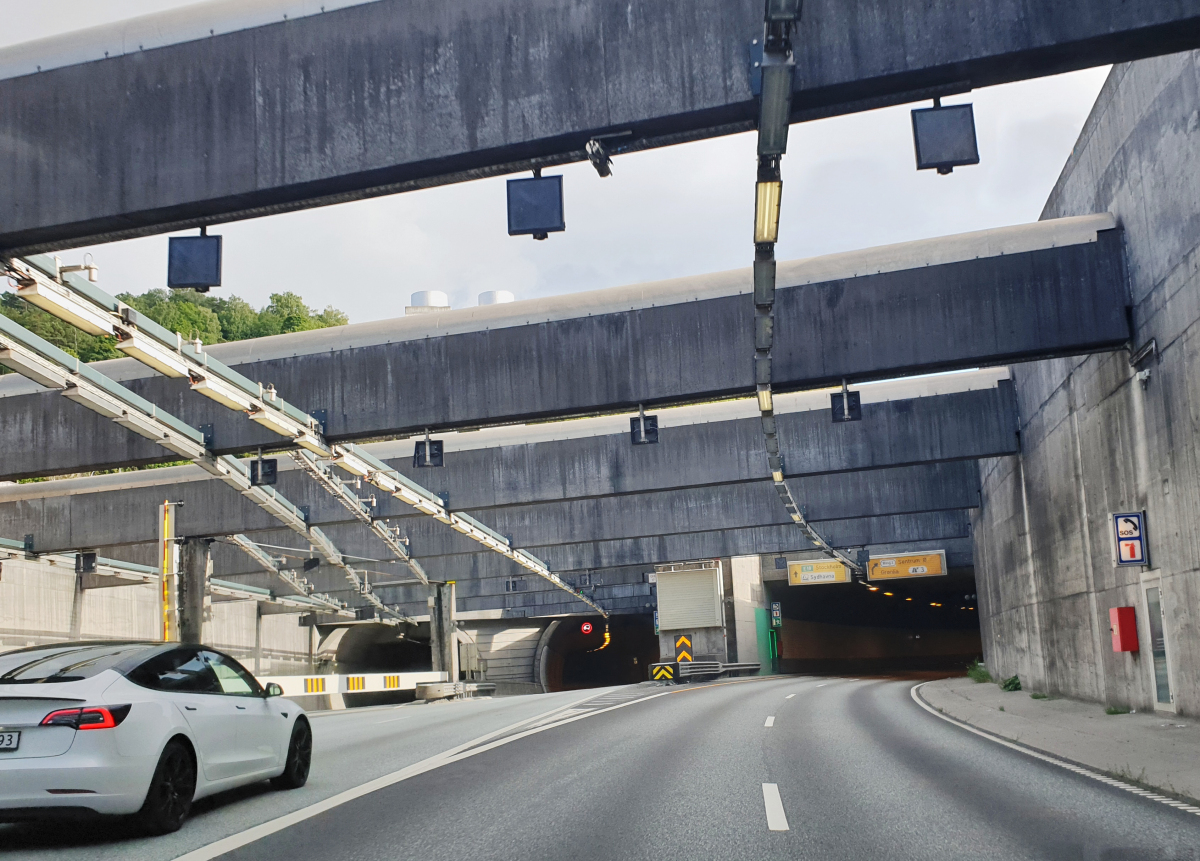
[905,598,912,601]
[969,607,975,610]
[883,592,893,596]
[867,586,879,591]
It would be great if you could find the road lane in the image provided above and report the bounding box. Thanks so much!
[212,677,1200,861]
[0,688,610,861]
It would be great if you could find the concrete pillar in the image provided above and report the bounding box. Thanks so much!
[178,539,211,645]
[429,581,458,680]
[68,567,85,640]
[730,556,766,667]
[254,607,263,676]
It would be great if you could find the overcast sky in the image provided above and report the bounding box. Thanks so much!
[0,1,1110,325]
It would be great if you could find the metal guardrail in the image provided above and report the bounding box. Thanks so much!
[416,681,498,701]
[650,661,762,683]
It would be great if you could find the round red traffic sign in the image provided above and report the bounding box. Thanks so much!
[581,622,593,634]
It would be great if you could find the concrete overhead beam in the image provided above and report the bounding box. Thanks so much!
[0,0,1197,251]
[1,459,979,556]
[0,219,1118,480]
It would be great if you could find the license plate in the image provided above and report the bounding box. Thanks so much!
[0,731,19,751]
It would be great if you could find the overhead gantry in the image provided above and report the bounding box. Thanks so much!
[0,0,1197,252]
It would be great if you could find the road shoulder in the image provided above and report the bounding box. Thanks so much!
[918,676,1200,803]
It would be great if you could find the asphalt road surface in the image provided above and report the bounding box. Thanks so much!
[5,676,1199,860]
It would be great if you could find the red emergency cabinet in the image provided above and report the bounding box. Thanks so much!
[1109,606,1139,652]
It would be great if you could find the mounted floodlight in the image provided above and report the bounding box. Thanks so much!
[0,347,67,389]
[757,55,795,156]
[764,0,803,22]
[115,332,190,378]
[911,101,980,175]
[250,458,278,487]
[168,229,222,291]
[15,278,115,337]
[507,173,564,240]
[754,181,782,243]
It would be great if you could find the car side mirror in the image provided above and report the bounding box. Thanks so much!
[265,683,283,698]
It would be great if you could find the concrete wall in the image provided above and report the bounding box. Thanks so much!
[973,51,1200,714]
[0,555,310,675]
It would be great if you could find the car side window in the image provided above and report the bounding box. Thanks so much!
[126,647,222,694]
[201,651,264,697]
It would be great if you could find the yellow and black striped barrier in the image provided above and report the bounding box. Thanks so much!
[650,662,680,682]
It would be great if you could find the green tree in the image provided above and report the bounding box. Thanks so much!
[2,284,347,376]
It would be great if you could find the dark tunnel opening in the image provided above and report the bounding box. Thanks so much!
[541,614,661,692]
[765,571,982,675]
[328,622,432,706]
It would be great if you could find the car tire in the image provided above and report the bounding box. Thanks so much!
[272,717,312,790]
[137,739,196,835]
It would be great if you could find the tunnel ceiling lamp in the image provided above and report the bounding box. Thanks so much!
[754,181,783,243]
[756,384,774,412]
[764,0,803,22]
[911,99,980,175]
[757,57,795,157]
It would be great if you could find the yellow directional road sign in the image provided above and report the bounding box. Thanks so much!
[675,635,693,663]
[867,550,948,581]
[652,663,676,681]
[788,560,850,585]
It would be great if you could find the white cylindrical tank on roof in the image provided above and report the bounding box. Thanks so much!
[405,290,450,315]
[478,290,515,306]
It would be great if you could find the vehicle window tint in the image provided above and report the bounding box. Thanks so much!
[0,643,155,684]
[126,648,221,694]
[201,651,263,697]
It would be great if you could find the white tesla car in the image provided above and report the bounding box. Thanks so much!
[0,640,311,833]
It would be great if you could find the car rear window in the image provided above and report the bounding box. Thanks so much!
[0,643,156,684]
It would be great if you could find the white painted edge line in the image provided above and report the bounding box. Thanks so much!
[762,783,790,831]
[910,683,1200,818]
[785,694,795,699]
[173,690,673,861]
[764,716,775,727]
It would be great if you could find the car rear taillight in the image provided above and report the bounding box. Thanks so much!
[40,705,131,730]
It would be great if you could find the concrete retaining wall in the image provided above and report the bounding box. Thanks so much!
[973,51,1200,715]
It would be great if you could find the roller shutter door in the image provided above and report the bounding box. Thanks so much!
[656,567,721,630]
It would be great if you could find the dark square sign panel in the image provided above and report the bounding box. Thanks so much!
[168,235,223,290]
[507,175,565,236]
[911,104,980,172]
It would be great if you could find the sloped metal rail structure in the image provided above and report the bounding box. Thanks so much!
[0,308,396,621]
[0,536,351,616]
[2,255,605,617]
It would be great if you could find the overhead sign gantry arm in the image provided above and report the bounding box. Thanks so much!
[3,254,607,617]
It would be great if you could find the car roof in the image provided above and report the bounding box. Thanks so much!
[0,639,160,657]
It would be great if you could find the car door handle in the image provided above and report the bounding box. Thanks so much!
[184,706,197,711]
[236,705,246,710]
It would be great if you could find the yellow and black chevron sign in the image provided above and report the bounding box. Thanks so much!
[675,634,693,663]
[651,661,679,681]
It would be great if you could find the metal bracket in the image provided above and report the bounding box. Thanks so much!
[309,409,328,435]
[198,423,214,448]
[748,38,765,96]
[22,534,35,558]
[1129,338,1158,368]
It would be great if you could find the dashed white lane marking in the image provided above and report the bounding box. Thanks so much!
[785,694,795,699]
[911,684,1200,818]
[762,783,789,831]
[765,716,775,727]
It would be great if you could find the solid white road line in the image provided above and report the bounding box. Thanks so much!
[762,783,789,831]
[910,684,1200,818]
[764,716,775,727]
[785,694,795,699]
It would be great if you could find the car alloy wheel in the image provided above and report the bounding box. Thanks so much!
[272,718,312,790]
[138,739,196,834]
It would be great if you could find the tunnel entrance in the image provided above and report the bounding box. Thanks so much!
[323,622,431,706]
[541,614,660,692]
[765,573,982,675]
